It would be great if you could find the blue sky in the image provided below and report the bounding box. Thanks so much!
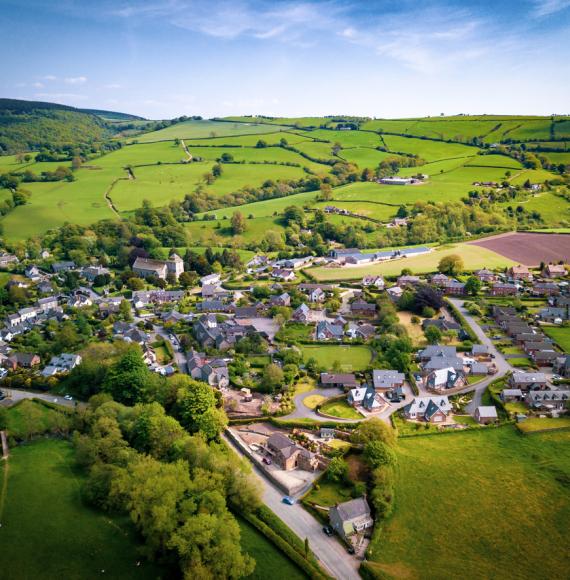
[1,0,569,119]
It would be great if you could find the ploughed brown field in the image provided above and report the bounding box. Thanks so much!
[470,232,570,266]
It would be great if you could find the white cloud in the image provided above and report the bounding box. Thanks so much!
[32,82,44,88]
[42,75,57,81]
[532,0,570,17]
[64,76,87,85]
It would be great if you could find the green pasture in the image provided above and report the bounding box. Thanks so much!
[337,147,394,169]
[238,518,306,580]
[308,128,383,148]
[309,242,515,281]
[299,344,372,371]
[500,192,570,225]
[185,216,285,247]
[314,200,398,221]
[540,151,570,165]
[222,116,327,128]
[464,154,523,169]
[134,119,287,143]
[183,131,309,147]
[382,134,478,161]
[0,439,167,579]
[293,140,337,161]
[368,427,570,580]
[509,168,558,185]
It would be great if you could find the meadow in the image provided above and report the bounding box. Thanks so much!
[499,192,570,226]
[367,427,570,580]
[299,344,372,371]
[0,439,168,579]
[238,518,306,580]
[381,134,478,161]
[309,243,515,281]
[134,119,287,142]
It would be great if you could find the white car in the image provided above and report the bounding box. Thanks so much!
[64,394,73,401]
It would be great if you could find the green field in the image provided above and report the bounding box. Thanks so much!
[310,242,515,281]
[0,439,167,579]
[134,119,288,142]
[543,326,570,353]
[464,154,523,169]
[500,192,570,225]
[337,147,394,169]
[184,131,310,147]
[382,134,478,161]
[238,518,306,580]
[299,344,372,371]
[368,427,570,579]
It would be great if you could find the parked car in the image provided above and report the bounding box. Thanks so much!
[322,526,333,536]
[552,374,561,381]
[347,545,355,555]
[262,457,272,465]
[64,394,73,401]
[282,496,295,505]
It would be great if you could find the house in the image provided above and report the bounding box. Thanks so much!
[82,265,110,282]
[474,406,498,424]
[308,287,326,303]
[41,353,82,377]
[471,344,490,360]
[350,300,376,316]
[320,427,335,439]
[418,345,457,361]
[525,390,570,411]
[52,261,76,273]
[36,296,59,313]
[509,265,532,281]
[320,373,358,389]
[272,268,295,281]
[430,273,450,286]
[0,254,19,267]
[200,273,221,286]
[132,253,184,280]
[379,176,412,185]
[397,275,421,287]
[291,303,311,323]
[422,318,462,333]
[475,269,497,282]
[543,264,566,278]
[234,306,260,319]
[197,300,234,313]
[25,265,42,281]
[489,283,518,296]
[346,322,375,340]
[533,350,559,367]
[67,294,93,308]
[469,362,489,375]
[372,369,405,390]
[362,275,385,289]
[347,384,382,411]
[402,396,452,422]
[509,372,548,391]
[187,350,229,388]
[98,296,124,316]
[268,292,291,307]
[142,344,158,367]
[554,354,570,378]
[316,320,344,341]
[5,352,40,369]
[423,356,464,373]
[265,433,319,471]
[329,497,374,540]
[523,341,554,355]
[425,367,465,391]
[532,282,560,297]
[501,388,523,402]
[132,290,185,307]
[442,280,466,295]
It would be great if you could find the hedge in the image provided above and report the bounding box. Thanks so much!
[359,561,391,579]
[445,298,480,344]
[244,507,332,580]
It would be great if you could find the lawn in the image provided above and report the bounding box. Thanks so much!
[5,399,67,439]
[543,326,570,353]
[319,400,362,420]
[310,243,515,281]
[275,322,314,343]
[303,394,327,410]
[368,426,570,579]
[299,344,372,371]
[0,439,167,579]
[516,417,570,433]
[238,517,306,580]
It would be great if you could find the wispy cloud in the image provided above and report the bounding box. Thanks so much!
[41,75,57,81]
[64,76,87,85]
[532,0,570,17]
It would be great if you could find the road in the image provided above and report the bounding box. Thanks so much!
[152,324,187,373]
[0,388,83,409]
[223,433,361,580]
[447,298,512,412]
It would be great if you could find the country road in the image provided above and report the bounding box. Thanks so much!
[447,298,512,411]
[223,433,361,580]
[0,388,83,409]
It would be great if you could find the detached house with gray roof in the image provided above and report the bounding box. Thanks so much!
[329,497,373,541]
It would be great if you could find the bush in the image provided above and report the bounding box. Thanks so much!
[422,306,435,318]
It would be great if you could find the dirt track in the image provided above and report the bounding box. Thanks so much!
[470,232,570,266]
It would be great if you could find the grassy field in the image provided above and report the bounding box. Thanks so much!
[5,399,65,439]
[382,134,478,161]
[238,517,306,580]
[337,147,393,169]
[134,120,287,142]
[314,200,398,221]
[516,417,570,433]
[0,439,167,579]
[543,326,570,352]
[299,344,372,371]
[368,426,570,579]
[309,242,515,281]
[500,192,570,225]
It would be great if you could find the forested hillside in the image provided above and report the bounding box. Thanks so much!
[0,99,112,155]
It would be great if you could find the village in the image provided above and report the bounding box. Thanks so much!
[0,243,569,561]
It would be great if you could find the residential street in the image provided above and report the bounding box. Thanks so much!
[447,298,512,412]
[0,388,83,409]
[222,433,361,580]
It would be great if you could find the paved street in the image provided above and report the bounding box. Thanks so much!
[223,433,361,580]
[0,388,82,409]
